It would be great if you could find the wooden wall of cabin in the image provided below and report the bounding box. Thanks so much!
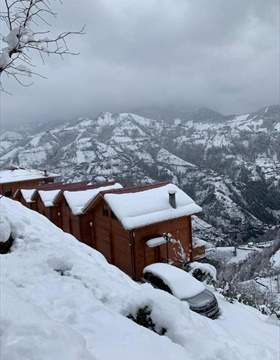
[79,201,193,280]
[79,213,95,247]
[61,201,73,234]
[36,198,47,217]
[80,200,134,277]
[91,201,113,262]
[70,215,82,241]
[111,216,133,276]
[50,206,63,229]
[133,216,192,280]
[29,201,38,211]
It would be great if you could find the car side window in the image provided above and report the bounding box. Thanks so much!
[145,272,173,294]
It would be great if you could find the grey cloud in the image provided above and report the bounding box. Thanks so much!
[1,0,279,127]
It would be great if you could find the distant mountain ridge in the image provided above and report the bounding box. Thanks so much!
[1,104,280,244]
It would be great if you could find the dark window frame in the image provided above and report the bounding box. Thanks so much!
[144,272,173,294]
[4,189,13,197]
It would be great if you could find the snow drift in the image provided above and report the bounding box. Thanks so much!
[0,197,277,360]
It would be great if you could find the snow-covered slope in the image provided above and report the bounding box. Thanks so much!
[0,198,278,359]
[1,105,280,244]
[271,248,280,270]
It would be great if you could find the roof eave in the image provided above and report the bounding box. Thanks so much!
[0,175,57,185]
[122,205,202,231]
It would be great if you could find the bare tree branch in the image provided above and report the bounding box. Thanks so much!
[0,0,84,90]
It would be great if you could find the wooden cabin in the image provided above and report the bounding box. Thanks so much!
[64,182,202,280]
[0,167,56,197]
[32,181,119,229]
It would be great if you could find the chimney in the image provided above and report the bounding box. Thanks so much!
[44,169,48,177]
[168,189,177,209]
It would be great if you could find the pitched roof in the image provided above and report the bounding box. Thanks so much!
[104,183,202,230]
[35,182,119,207]
[0,168,57,184]
[20,189,37,203]
[14,181,118,206]
[64,183,123,215]
[38,190,62,207]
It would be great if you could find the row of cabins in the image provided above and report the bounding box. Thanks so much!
[0,168,205,280]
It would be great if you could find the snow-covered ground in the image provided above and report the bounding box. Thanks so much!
[0,197,278,360]
[206,246,262,264]
[271,249,280,269]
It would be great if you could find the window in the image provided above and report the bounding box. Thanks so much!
[102,206,109,217]
[4,189,13,197]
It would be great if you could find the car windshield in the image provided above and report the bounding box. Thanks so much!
[184,289,213,307]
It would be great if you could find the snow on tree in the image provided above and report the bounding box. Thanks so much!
[0,0,84,89]
[162,233,188,266]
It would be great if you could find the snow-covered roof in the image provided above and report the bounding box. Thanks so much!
[0,168,57,184]
[64,183,123,215]
[104,183,202,230]
[144,263,205,299]
[38,190,61,207]
[20,189,37,203]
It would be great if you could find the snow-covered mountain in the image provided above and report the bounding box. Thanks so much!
[0,197,277,359]
[1,105,280,244]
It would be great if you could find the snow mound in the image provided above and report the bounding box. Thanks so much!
[0,216,11,243]
[1,285,95,360]
[0,197,278,360]
[188,261,217,281]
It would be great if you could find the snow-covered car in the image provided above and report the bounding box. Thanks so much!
[143,263,220,319]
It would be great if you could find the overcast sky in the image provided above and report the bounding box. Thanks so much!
[1,0,279,126]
